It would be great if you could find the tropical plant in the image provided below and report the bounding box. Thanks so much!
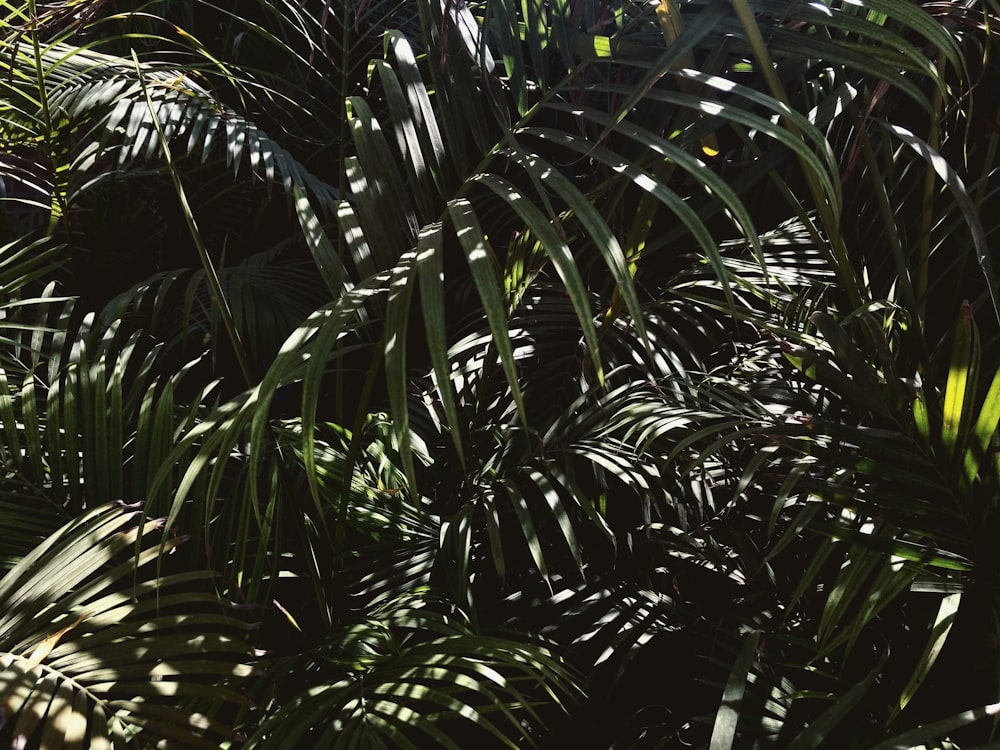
[2,0,1000,747]
[0,502,253,748]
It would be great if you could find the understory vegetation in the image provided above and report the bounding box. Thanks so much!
[2,0,1000,747]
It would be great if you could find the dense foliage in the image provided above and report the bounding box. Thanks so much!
[2,0,1000,747]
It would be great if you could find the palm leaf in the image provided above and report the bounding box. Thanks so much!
[246,594,580,749]
[0,41,337,216]
[0,502,253,748]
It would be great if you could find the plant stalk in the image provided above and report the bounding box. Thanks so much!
[132,51,255,388]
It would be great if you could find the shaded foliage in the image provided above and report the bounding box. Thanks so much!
[2,0,1000,747]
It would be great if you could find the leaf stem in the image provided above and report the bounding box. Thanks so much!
[728,0,863,312]
[917,54,947,325]
[131,51,254,388]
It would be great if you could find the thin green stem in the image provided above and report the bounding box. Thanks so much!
[26,0,51,138]
[26,0,67,236]
[728,0,863,312]
[335,0,353,425]
[131,51,254,388]
[917,54,947,325]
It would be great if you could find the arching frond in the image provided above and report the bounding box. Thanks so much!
[246,593,580,750]
[0,42,338,212]
[0,502,253,748]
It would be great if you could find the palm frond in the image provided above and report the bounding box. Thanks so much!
[0,41,337,220]
[247,593,579,750]
[0,502,253,748]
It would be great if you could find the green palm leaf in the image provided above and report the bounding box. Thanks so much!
[247,594,580,749]
[0,502,253,748]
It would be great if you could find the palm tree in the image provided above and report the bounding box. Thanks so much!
[2,0,1000,747]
